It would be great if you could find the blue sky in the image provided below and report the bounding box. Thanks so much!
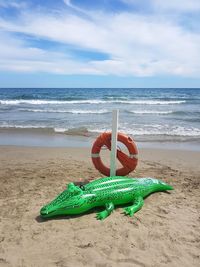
[0,0,200,88]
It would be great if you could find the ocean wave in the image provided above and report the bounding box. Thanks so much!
[127,110,173,114]
[19,108,110,114]
[66,109,109,114]
[54,128,67,133]
[103,96,129,100]
[54,127,89,136]
[0,124,49,129]
[0,124,200,137]
[0,99,186,105]
[89,125,200,137]
[0,100,69,105]
[126,126,200,137]
[0,99,106,105]
[117,100,186,105]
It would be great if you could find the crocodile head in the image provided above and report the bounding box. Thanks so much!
[40,183,85,218]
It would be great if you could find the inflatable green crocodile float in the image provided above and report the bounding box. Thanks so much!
[40,176,173,220]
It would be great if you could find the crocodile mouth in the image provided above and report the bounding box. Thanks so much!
[40,206,64,217]
[40,208,51,216]
[40,207,54,217]
[40,204,81,217]
[40,208,67,217]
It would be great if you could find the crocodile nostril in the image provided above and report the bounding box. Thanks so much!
[40,207,48,215]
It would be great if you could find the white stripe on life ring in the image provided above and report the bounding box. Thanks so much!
[91,153,100,158]
[129,154,138,159]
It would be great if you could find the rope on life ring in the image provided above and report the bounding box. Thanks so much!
[91,132,138,176]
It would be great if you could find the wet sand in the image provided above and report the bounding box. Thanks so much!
[0,146,200,267]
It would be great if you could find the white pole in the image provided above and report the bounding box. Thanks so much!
[110,109,119,176]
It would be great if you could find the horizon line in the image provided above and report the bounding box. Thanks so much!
[0,87,200,89]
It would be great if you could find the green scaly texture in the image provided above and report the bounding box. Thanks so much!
[40,176,173,220]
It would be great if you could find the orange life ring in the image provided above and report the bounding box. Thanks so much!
[91,132,138,176]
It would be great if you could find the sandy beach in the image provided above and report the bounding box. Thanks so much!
[1,0,200,265]
[0,145,199,267]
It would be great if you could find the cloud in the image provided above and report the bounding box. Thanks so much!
[0,0,27,9]
[62,0,91,16]
[121,0,200,13]
[153,0,200,12]
[0,32,104,74]
[0,2,200,77]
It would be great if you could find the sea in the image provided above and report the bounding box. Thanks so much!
[0,88,200,145]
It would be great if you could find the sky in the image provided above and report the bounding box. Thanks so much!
[0,0,200,88]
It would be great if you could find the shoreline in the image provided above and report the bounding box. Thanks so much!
[0,127,200,151]
[1,145,200,172]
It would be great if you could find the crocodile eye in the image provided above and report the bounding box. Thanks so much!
[67,182,83,196]
[80,185,85,191]
[70,190,81,196]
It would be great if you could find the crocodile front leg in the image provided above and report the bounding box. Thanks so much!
[96,202,114,220]
[124,196,144,217]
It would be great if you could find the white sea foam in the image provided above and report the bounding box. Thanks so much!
[89,125,200,137]
[121,125,200,137]
[0,123,199,137]
[20,108,110,114]
[54,128,68,133]
[0,124,48,129]
[0,100,61,105]
[69,109,109,114]
[128,110,173,114]
[0,99,105,105]
[0,99,186,105]
[115,100,186,105]
[54,126,89,135]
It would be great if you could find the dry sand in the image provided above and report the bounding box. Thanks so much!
[0,146,200,267]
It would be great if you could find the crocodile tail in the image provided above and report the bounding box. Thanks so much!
[164,184,174,190]
[159,181,174,191]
